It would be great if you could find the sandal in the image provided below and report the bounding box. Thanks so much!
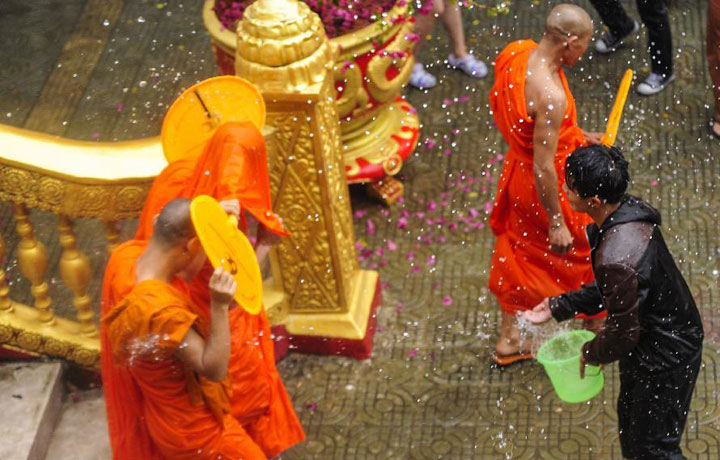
[448,53,488,79]
[492,351,535,367]
[409,62,437,89]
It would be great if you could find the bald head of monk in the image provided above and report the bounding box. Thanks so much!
[146,197,207,281]
[543,4,593,67]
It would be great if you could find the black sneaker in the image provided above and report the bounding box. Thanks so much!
[595,21,639,54]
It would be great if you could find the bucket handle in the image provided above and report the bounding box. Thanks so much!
[584,365,601,377]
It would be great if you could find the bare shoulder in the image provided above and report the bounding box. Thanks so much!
[525,68,567,120]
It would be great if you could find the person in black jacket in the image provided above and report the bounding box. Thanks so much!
[523,144,704,460]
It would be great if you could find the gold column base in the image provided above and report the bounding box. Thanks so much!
[281,270,379,340]
[0,302,99,367]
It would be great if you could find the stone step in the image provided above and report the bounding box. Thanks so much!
[44,389,110,460]
[0,362,64,460]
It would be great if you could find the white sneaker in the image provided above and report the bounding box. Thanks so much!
[636,73,675,96]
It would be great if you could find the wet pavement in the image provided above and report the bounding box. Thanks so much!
[1,0,719,458]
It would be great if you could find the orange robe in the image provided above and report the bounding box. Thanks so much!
[100,122,304,459]
[101,280,265,460]
[488,40,595,314]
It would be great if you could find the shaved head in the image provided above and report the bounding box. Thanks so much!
[153,198,195,247]
[545,4,593,40]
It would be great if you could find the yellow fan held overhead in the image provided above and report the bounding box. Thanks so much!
[162,76,266,163]
[190,195,263,315]
[601,69,634,147]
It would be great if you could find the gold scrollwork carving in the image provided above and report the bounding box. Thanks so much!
[72,348,99,367]
[365,22,415,104]
[0,164,152,220]
[334,63,369,119]
[116,186,147,212]
[43,338,70,357]
[38,177,66,206]
[16,331,42,350]
[0,324,13,342]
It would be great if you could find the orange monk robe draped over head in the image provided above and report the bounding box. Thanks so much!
[102,280,266,460]
[136,121,288,241]
[100,121,304,459]
[488,40,595,314]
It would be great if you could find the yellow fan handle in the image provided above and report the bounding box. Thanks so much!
[601,69,633,146]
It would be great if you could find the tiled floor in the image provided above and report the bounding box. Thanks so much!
[1,0,719,458]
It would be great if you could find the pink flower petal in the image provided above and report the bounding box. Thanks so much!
[426,255,436,266]
[387,240,398,251]
[442,296,453,306]
[406,251,415,260]
[408,349,418,357]
[366,219,376,235]
[397,216,408,229]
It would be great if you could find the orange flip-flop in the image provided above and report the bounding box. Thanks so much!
[492,351,535,367]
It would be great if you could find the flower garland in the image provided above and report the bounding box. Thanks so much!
[213,0,398,38]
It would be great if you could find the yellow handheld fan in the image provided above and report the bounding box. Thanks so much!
[162,76,266,163]
[190,195,263,315]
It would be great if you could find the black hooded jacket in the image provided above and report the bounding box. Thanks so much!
[550,195,704,373]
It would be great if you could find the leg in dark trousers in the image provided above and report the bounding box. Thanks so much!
[617,354,701,460]
[636,0,673,76]
[589,0,673,76]
[588,0,636,37]
[708,0,720,125]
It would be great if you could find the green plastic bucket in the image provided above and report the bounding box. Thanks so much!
[536,330,604,403]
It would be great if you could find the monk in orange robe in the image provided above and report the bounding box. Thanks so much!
[488,4,604,365]
[101,122,304,459]
[102,198,265,459]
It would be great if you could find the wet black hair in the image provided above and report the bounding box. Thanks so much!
[153,197,196,246]
[565,144,630,204]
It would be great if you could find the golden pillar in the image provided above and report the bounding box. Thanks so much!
[0,234,12,312]
[14,203,54,324]
[103,220,121,254]
[58,215,96,336]
[236,0,381,358]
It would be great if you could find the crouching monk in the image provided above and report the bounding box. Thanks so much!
[101,123,304,458]
[488,4,605,365]
[102,198,256,459]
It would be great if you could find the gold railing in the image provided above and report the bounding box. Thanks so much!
[0,124,165,367]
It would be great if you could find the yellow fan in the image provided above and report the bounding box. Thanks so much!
[162,76,266,163]
[190,195,263,315]
[601,69,634,146]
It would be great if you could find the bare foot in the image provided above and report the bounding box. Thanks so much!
[712,121,720,139]
[495,312,535,357]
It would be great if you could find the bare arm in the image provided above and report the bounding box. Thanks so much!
[175,267,236,381]
[254,223,279,266]
[528,82,573,254]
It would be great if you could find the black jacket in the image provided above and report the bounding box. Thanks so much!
[550,195,704,373]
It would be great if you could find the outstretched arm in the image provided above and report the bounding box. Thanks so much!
[175,267,236,381]
[529,85,573,254]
